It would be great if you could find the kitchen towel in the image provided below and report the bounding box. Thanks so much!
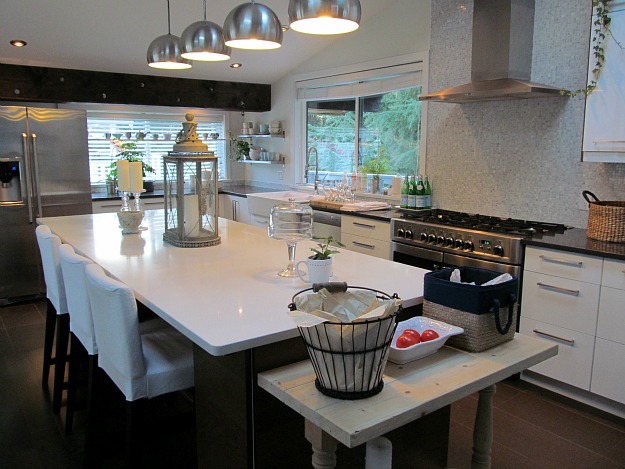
[341,201,391,212]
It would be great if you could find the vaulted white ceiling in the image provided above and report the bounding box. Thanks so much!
[0,0,397,84]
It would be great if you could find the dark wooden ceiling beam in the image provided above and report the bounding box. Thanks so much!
[0,63,270,112]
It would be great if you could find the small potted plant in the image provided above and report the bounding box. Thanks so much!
[106,139,156,192]
[309,236,345,260]
[361,146,390,194]
[296,236,345,283]
[229,132,250,161]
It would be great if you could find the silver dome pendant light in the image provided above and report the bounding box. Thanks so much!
[181,0,231,61]
[223,1,283,50]
[288,0,361,35]
[147,0,192,69]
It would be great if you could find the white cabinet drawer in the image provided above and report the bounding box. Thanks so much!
[602,258,625,290]
[597,286,625,345]
[520,318,594,390]
[524,246,603,284]
[250,213,270,229]
[341,233,390,259]
[591,338,625,404]
[341,216,390,242]
[521,271,600,335]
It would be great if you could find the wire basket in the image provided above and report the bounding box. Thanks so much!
[289,284,400,400]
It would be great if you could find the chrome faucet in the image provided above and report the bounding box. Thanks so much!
[305,147,319,194]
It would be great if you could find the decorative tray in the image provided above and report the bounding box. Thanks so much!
[388,317,464,365]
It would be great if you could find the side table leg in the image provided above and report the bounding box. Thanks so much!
[305,419,338,469]
[471,384,496,469]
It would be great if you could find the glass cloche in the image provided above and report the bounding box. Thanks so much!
[269,198,313,277]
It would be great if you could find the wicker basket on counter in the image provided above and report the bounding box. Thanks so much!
[583,191,625,243]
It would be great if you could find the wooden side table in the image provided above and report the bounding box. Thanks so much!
[258,334,557,469]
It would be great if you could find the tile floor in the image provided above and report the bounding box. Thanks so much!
[1,300,624,468]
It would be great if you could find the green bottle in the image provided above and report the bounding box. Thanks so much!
[416,175,425,209]
[424,175,432,209]
[400,175,410,208]
[408,175,417,209]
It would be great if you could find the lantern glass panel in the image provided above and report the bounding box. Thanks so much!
[163,152,220,248]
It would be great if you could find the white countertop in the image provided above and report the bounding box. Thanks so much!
[38,211,427,356]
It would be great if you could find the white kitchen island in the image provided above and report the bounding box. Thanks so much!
[38,210,432,468]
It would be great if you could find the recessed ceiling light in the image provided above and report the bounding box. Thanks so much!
[10,39,27,47]
[230,63,242,69]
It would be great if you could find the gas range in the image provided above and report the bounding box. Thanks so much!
[391,209,568,269]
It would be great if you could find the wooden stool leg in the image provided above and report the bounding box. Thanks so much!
[52,313,70,414]
[126,399,145,468]
[471,384,496,469]
[65,333,83,435]
[305,419,338,469]
[42,299,57,388]
[83,357,100,469]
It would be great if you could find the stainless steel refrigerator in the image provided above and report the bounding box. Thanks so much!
[0,105,92,304]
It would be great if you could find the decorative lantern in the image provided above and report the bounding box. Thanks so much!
[163,152,220,248]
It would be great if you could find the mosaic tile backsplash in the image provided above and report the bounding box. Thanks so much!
[426,0,625,228]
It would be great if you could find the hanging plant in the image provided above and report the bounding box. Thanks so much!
[563,0,622,97]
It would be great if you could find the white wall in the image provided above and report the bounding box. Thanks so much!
[425,0,625,228]
[230,0,431,188]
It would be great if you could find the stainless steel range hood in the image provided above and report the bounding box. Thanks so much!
[420,0,566,103]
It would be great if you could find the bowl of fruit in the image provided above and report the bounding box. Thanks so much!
[388,316,464,364]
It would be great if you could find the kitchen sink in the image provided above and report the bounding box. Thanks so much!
[247,191,314,221]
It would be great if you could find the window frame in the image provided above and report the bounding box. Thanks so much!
[294,53,429,189]
[61,103,231,185]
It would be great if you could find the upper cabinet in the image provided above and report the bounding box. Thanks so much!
[583,4,625,162]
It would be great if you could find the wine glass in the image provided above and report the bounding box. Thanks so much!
[269,199,313,277]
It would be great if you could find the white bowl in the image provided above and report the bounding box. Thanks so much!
[388,317,464,364]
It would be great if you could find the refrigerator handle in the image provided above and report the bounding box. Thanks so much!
[21,133,35,223]
[31,133,43,218]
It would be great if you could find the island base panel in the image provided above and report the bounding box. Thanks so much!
[194,339,450,468]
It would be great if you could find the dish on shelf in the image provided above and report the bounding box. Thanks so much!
[388,316,464,364]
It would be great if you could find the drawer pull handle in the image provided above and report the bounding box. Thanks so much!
[533,329,575,345]
[353,222,376,229]
[352,241,375,250]
[538,255,583,268]
[536,282,580,296]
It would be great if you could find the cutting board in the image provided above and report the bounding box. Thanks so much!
[309,199,346,210]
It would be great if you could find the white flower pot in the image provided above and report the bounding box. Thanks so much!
[296,257,333,284]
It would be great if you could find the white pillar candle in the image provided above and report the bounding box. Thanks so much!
[129,162,143,193]
[183,194,200,237]
[116,160,130,192]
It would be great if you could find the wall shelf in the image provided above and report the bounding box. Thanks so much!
[238,131,285,139]
[237,159,285,165]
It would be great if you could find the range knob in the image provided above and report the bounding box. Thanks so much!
[493,245,504,256]
[420,232,428,241]
[437,235,445,245]
[428,233,436,243]
[397,228,405,238]
[454,239,464,249]
[405,230,413,240]
[445,237,454,247]
[464,240,474,251]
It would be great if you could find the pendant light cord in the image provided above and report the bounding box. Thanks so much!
[167,0,171,35]
[203,0,207,21]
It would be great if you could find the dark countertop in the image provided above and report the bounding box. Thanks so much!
[311,205,400,222]
[523,228,625,261]
[92,185,280,201]
[218,185,284,197]
[92,190,164,201]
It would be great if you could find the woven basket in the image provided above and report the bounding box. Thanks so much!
[423,300,517,353]
[583,191,625,243]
